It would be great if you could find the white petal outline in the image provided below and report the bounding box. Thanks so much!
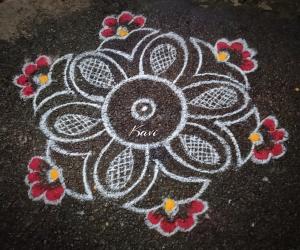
[164,122,232,174]
[69,51,128,102]
[139,32,188,83]
[46,140,93,201]
[93,139,150,198]
[97,28,160,61]
[190,37,250,89]
[123,160,210,214]
[33,54,74,112]
[183,80,250,120]
[215,107,261,167]
[39,102,105,143]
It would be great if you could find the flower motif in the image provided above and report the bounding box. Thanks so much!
[249,116,288,164]
[34,29,259,230]
[215,38,257,73]
[145,199,208,236]
[14,16,288,236]
[14,55,52,98]
[25,156,65,205]
[100,11,146,39]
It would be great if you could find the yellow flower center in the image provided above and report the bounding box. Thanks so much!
[248,132,261,143]
[39,74,48,85]
[164,198,176,213]
[217,51,230,62]
[117,26,129,38]
[49,168,59,182]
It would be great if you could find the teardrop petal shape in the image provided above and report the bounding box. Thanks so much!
[54,114,100,136]
[150,44,177,75]
[190,87,238,109]
[179,134,220,165]
[78,58,115,88]
[106,148,134,190]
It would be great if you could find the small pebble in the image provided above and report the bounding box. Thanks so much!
[262,177,270,182]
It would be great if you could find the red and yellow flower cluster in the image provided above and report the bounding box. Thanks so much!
[14,55,51,99]
[146,199,207,236]
[100,11,146,39]
[249,116,288,164]
[25,157,65,205]
[215,38,257,73]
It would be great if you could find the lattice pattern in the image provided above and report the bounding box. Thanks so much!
[106,148,134,190]
[190,87,238,109]
[150,43,177,75]
[180,134,220,165]
[78,58,115,88]
[54,114,99,136]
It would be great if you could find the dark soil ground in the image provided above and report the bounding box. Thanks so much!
[0,0,299,249]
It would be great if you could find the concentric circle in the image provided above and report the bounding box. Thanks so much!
[131,98,157,121]
[102,75,187,149]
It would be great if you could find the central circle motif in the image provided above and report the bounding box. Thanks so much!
[131,98,157,121]
[102,75,187,149]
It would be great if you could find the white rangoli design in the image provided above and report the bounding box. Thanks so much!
[13,11,288,237]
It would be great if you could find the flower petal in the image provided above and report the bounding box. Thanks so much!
[28,157,43,172]
[39,102,104,143]
[15,75,29,87]
[216,41,229,51]
[262,117,277,131]
[176,215,195,230]
[26,172,40,184]
[270,129,287,142]
[187,200,205,215]
[147,211,163,225]
[23,63,38,76]
[100,28,116,38]
[240,59,255,72]
[94,140,149,199]
[160,218,177,234]
[69,52,126,102]
[21,85,35,97]
[184,80,249,120]
[242,50,251,58]
[103,16,117,27]
[166,123,231,174]
[45,185,64,202]
[253,148,271,160]
[133,16,146,27]
[35,55,51,68]
[271,143,284,157]
[230,42,244,52]
[118,11,133,25]
[30,183,47,198]
[139,33,188,83]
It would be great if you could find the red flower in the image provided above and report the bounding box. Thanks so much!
[145,199,208,236]
[100,11,146,39]
[25,156,65,205]
[249,116,288,164]
[215,38,257,73]
[13,55,52,99]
